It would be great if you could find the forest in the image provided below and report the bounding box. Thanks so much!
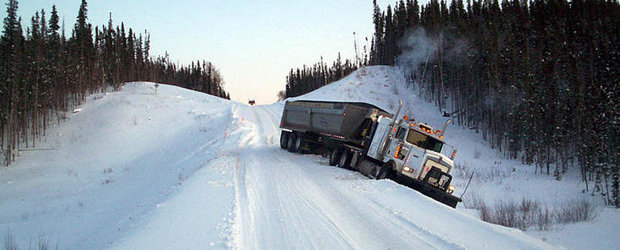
[285,0,618,207]
[0,0,229,166]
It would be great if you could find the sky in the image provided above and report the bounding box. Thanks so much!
[3,0,398,104]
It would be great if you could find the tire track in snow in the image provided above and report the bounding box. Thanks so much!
[363,197,466,249]
[231,106,356,249]
[232,154,250,249]
[264,149,442,249]
[253,105,280,146]
[239,105,369,248]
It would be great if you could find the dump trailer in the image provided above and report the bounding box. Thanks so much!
[279,100,462,208]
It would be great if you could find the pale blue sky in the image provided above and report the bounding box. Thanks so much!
[4,0,398,104]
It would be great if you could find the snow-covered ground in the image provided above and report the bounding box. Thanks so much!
[0,66,617,249]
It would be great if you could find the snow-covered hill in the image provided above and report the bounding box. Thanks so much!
[1,83,237,248]
[292,66,619,249]
[0,66,616,249]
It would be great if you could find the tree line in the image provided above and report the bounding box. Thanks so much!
[284,0,619,207]
[0,0,229,166]
[285,53,360,98]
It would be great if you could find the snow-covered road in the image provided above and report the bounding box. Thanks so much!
[1,75,561,249]
[226,104,552,249]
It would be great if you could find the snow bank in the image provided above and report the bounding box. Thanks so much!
[0,82,234,249]
[288,65,619,249]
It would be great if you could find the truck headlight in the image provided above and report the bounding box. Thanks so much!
[403,166,412,173]
[447,185,455,194]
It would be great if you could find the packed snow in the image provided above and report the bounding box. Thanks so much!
[0,66,617,249]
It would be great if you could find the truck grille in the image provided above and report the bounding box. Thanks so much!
[422,160,451,187]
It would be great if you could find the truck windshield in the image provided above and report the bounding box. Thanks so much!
[406,129,443,153]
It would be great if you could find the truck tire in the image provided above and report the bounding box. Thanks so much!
[292,134,303,153]
[369,166,379,179]
[357,159,378,177]
[287,133,297,152]
[338,150,351,169]
[280,131,289,149]
[329,147,341,166]
[374,163,390,180]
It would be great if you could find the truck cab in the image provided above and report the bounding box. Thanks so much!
[367,115,456,194]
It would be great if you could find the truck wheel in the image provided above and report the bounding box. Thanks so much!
[280,131,289,149]
[329,147,341,166]
[292,134,303,153]
[338,150,351,169]
[369,166,378,179]
[357,159,375,177]
[287,133,297,152]
[373,163,390,180]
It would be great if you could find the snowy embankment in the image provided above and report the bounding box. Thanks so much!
[0,66,615,249]
[291,66,619,249]
[0,83,236,249]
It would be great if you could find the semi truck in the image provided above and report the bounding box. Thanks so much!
[279,100,461,208]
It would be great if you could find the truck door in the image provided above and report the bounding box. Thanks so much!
[405,143,425,178]
[367,116,391,160]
